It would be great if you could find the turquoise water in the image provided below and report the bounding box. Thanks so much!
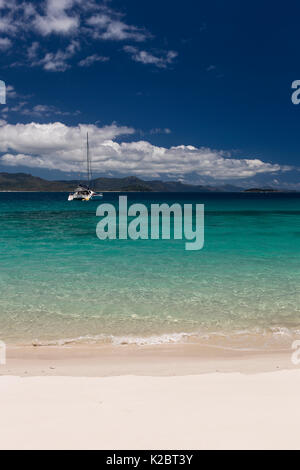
[0,191,300,348]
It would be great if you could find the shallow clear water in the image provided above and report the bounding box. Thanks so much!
[0,191,300,348]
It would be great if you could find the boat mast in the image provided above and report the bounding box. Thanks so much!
[86,132,92,187]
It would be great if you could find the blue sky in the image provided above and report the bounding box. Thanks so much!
[0,0,299,188]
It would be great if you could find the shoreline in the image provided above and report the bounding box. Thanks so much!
[1,342,297,377]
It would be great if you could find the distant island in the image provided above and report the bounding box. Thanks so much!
[244,188,281,193]
[0,172,296,193]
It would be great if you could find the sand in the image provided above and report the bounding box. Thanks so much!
[0,344,300,450]
[1,371,300,450]
[1,343,296,376]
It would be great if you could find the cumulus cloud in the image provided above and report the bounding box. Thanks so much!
[0,122,290,181]
[123,46,177,68]
[33,0,79,36]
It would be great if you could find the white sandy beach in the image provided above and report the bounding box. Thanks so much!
[1,367,300,450]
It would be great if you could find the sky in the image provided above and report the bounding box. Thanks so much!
[0,0,300,188]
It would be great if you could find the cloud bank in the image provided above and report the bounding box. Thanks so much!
[0,122,290,181]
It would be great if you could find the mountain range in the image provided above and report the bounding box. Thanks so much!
[0,173,285,193]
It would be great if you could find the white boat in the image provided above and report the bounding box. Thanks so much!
[68,133,103,202]
[68,185,96,201]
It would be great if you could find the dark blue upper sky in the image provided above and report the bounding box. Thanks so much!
[0,0,300,188]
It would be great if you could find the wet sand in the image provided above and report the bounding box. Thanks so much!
[0,342,296,377]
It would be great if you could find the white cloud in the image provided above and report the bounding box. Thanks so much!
[150,128,172,135]
[78,54,109,67]
[1,100,80,117]
[27,41,40,60]
[34,0,79,36]
[0,84,80,118]
[0,2,35,36]
[87,14,148,41]
[0,37,12,50]
[0,15,18,36]
[37,40,80,71]
[6,85,17,99]
[123,46,177,68]
[0,122,290,181]
[30,104,80,116]
[0,1,156,71]
[5,102,29,113]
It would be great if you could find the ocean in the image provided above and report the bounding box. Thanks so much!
[0,191,300,349]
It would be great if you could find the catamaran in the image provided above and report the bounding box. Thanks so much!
[68,133,103,201]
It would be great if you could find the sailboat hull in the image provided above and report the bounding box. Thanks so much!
[68,189,94,201]
[68,188,103,201]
